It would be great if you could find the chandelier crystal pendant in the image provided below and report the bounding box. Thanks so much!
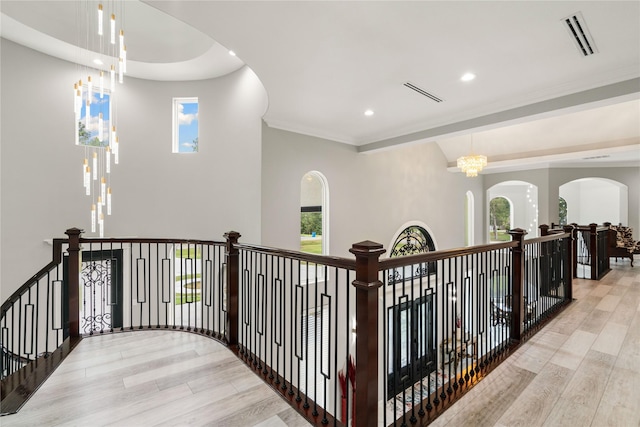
[73,1,127,238]
[457,134,487,177]
[457,154,487,177]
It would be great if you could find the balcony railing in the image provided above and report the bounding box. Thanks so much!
[1,226,575,425]
[547,223,610,280]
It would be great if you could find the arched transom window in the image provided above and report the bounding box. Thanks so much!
[388,225,437,283]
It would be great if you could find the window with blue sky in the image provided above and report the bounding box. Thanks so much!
[79,90,111,147]
[172,97,199,153]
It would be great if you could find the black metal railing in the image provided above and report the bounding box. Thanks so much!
[549,223,609,280]
[234,243,356,425]
[379,241,515,425]
[1,239,68,381]
[73,238,227,337]
[2,226,577,425]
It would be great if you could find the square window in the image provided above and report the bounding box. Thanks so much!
[172,97,199,153]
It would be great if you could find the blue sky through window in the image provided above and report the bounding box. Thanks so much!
[177,101,198,153]
[79,91,110,147]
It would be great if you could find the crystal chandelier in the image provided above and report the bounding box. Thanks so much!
[457,134,487,177]
[457,154,487,177]
[73,1,127,237]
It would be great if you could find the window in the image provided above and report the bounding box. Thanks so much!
[172,97,199,153]
[489,197,512,242]
[300,171,329,254]
[388,225,436,284]
[559,197,567,226]
[387,294,435,398]
[78,87,111,147]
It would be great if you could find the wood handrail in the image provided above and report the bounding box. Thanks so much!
[233,242,356,270]
[523,232,571,245]
[1,238,67,314]
[79,237,226,246]
[379,241,517,270]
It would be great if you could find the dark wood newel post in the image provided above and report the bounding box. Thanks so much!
[539,224,549,236]
[589,223,598,280]
[65,228,83,338]
[507,228,527,344]
[349,241,385,427]
[224,231,241,348]
[563,225,575,301]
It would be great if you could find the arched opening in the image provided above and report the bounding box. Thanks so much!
[300,171,329,254]
[559,178,627,225]
[488,181,538,240]
[488,196,512,242]
[465,191,475,246]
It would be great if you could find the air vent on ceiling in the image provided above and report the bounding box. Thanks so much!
[583,155,610,160]
[563,12,598,56]
[403,82,443,103]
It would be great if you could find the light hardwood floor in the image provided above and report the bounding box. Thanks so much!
[3,261,639,426]
[431,260,640,427]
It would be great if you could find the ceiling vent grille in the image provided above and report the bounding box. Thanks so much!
[563,12,598,56]
[403,82,443,103]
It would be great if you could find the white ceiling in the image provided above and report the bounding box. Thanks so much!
[2,1,639,174]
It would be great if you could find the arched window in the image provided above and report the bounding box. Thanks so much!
[388,224,437,283]
[300,171,329,254]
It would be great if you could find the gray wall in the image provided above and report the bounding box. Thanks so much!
[1,40,267,298]
[261,125,479,257]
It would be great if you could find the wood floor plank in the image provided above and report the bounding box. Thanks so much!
[542,350,615,427]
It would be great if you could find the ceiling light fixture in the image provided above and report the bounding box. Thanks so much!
[228,50,237,56]
[72,1,128,237]
[364,109,374,116]
[461,72,476,82]
[457,134,487,177]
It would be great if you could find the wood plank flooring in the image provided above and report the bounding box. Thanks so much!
[2,260,638,426]
[2,331,310,427]
[431,259,640,427]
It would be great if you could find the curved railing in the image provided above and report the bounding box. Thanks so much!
[1,238,68,381]
[2,226,576,426]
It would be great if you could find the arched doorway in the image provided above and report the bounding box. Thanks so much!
[559,178,628,225]
[300,171,329,254]
[487,181,539,240]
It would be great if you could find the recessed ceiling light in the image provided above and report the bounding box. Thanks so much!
[93,58,104,65]
[461,72,476,82]
[228,50,236,56]
[364,109,374,116]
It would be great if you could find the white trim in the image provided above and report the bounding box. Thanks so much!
[465,191,475,246]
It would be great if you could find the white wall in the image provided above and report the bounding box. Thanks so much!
[261,126,478,257]
[551,168,639,237]
[560,178,627,225]
[1,40,267,298]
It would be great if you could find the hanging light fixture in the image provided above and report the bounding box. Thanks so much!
[457,134,487,177]
[73,1,127,237]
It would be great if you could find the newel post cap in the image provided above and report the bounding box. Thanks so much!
[349,240,385,256]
